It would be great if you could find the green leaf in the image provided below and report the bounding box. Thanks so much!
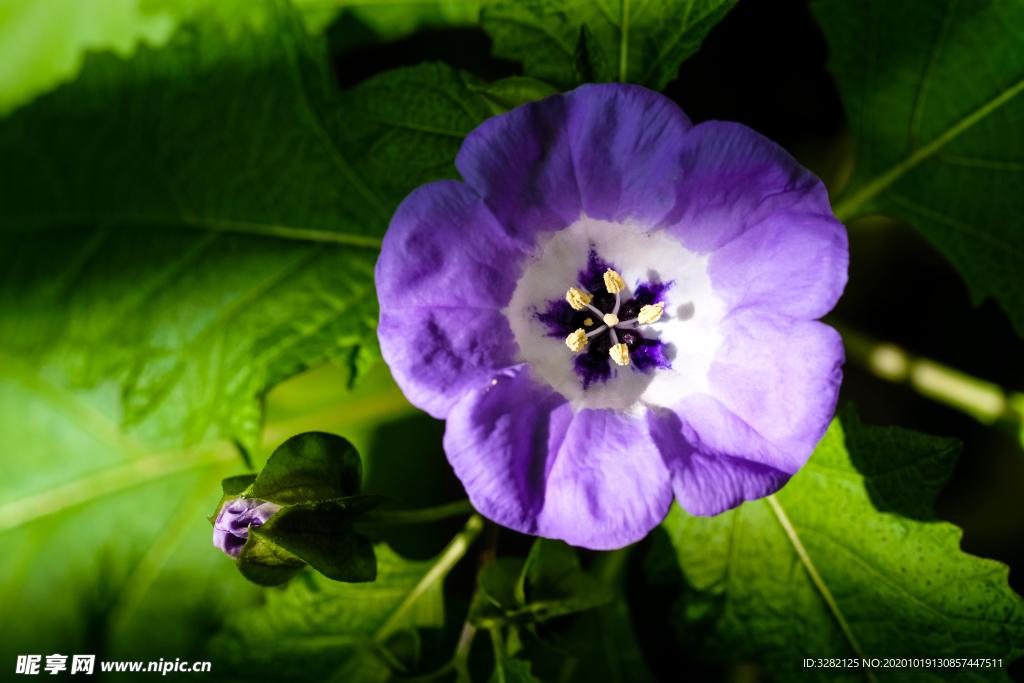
[481,0,738,90]
[651,405,1024,680]
[0,1,493,668]
[473,539,613,628]
[522,539,614,620]
[214,517,484,680]
[247,432,363,504]
[216,545,430,679]
[0,2,499,455]
[480,558,529,611]
[817,0,1024,335]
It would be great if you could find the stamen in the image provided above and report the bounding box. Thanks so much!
[566,287,592,311]
[603,269,625,294]
[612,290,622,315]
[585,325,608,338]
[608,327,619,346]
[565,329,588,352]
[610,343,630,366]
[638,302,666,324]
[603,313,619,327]
[584,318,594,327]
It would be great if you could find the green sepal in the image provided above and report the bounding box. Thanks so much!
[236,531,307,587]
[243,432,363,505]
[252,501,377,583]
[222,474,258,496]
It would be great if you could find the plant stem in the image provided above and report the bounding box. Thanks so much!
[489,627,507,683]
[361,499,476,525]
[828,317,1024,434]
[375,514,485,643]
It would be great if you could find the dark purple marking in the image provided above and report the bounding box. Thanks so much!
[574,352,612,389]
[632,338,671,372]
[536,299,578,337]
[632,281,672,306]
[578,249,615,294]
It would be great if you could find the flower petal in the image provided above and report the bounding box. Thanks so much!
[564,84,693,224]
[456,83,693,239]
[444,365,673,549]
[653,315,843,516]
[656,428,791,518]
[659,121,847,318]
[376,180,529,418]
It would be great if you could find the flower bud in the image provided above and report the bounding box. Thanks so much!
[213,498,282,558]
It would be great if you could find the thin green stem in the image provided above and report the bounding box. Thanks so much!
[375,514,485,643]
[360,499,476,525]
[767,495,878,683]
[828,318,1022,429]
[489,627,507,683]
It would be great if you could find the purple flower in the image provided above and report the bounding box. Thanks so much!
[213,498,282,558]
[375,84,847,550]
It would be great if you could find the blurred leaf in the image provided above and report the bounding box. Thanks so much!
[0,0,471,118]
[651,405,1024,680]
[0,3,499,455]
[215,545,432,680]
[0,358,262,666]
[248,432,363,504]
[214,516,484,681]
[0,0,285,117]
[481,0,738,90]
[294,0,487,38]
[817,0,1024,336]
[489,657,543,683]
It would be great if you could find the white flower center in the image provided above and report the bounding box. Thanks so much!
[504,216,727,415]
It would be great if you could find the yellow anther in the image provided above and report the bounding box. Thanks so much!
[603,313,619,327]
[566,287,592,310]
[638,302,665,324]
[603,269,625,294]
[610,343,630,366]
[584,317,594,327]
[566,329,588,352]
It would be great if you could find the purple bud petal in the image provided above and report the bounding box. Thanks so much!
[213,498,282,559]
